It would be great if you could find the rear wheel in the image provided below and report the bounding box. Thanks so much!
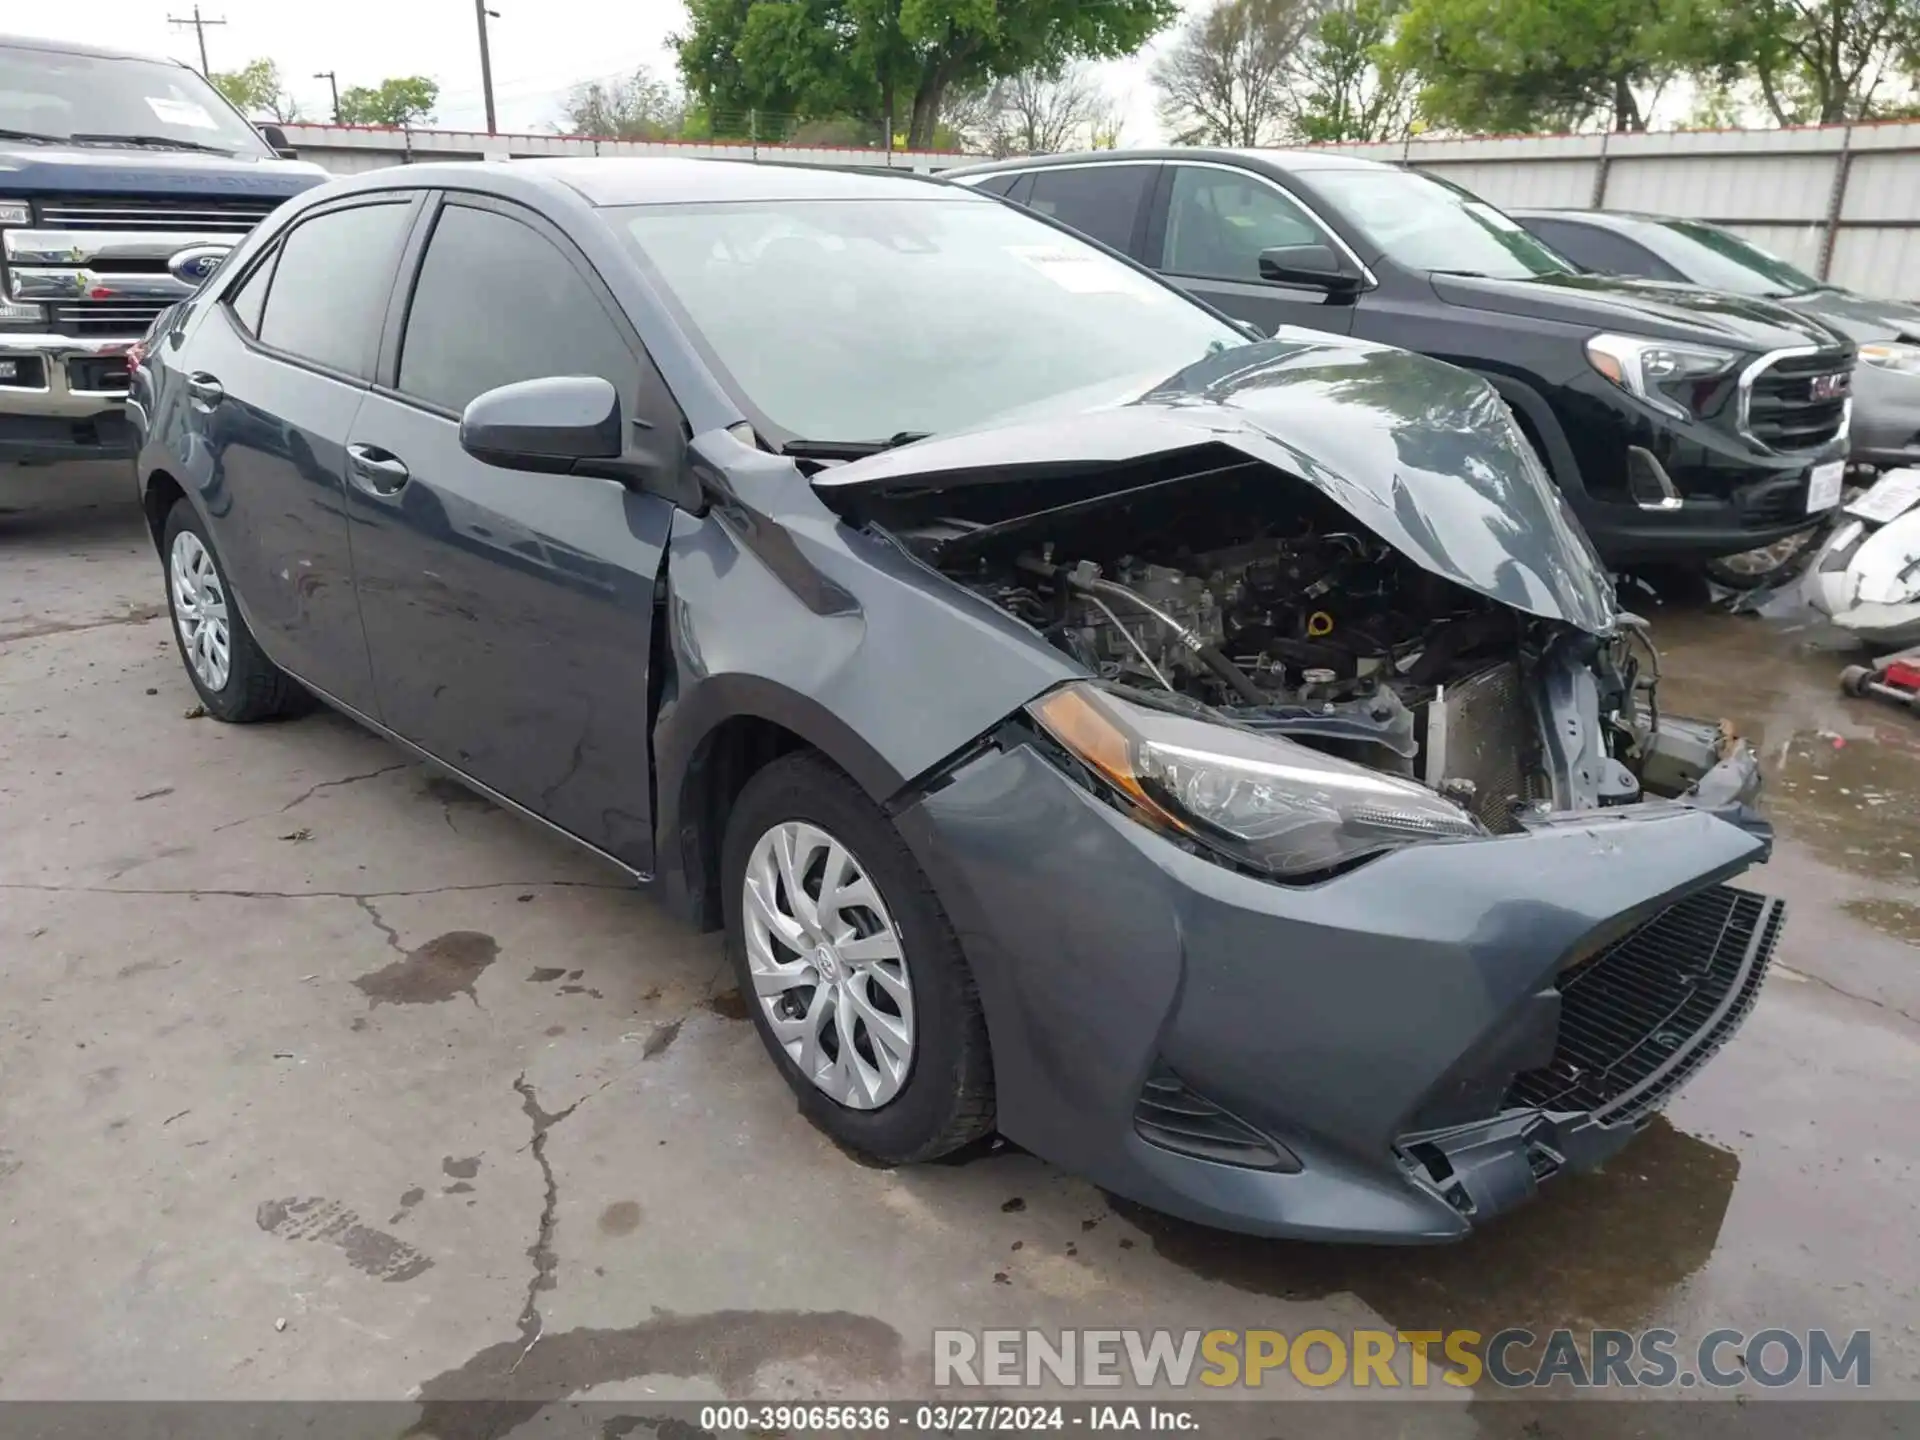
[162,500,303,723]
[721,752,994,1164]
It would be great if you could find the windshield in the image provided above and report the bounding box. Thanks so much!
[0,43,268,155]
[1311,168,1576,280]
[1636,219,1824,298]
[617,197,1244,446]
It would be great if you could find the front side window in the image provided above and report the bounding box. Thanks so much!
[1310,168,1576,280]
[226,248,277,336]
[398,203,635,415]
[0,42,269,155]
[1024,165,1154,252]
[257,203,413,378]
[617,196,1242,447]
[1164,166,1324,283]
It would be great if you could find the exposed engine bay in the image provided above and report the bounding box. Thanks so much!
[877,460,1736,833]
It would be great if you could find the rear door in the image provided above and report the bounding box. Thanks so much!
[1148,163,1357,338]
[343,193,678,870]
[184,195,417,714]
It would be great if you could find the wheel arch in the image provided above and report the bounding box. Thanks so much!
[142,468,187,550]
[653,674,910,932]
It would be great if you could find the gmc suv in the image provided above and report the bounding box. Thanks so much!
[1,34,325,471]
[951,149,1855,566]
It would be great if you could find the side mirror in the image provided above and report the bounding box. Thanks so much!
[459,376,623,473]
[258,123,298,159]
[1258,244,1361,296]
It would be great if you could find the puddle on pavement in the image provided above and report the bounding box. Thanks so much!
[1647,604,1920,891]
[353,932,499,1006]
[1112,1118,1737,1340]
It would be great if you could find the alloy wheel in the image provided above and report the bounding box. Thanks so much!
[741,820,916,1109]
[169,529,232,692]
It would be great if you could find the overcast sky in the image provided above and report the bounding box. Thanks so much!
[11,0,1178,146]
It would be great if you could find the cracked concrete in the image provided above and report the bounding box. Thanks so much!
[3,468,1916,1415]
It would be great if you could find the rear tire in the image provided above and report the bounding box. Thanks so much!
[721,751,994,1165]
[161,499,303,723]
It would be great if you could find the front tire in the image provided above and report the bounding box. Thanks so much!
[161,499,302,723]
[721,752,994,1164]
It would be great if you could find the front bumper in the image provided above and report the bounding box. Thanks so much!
[0,332,135,463]
[1849,363,1920,471]
[896,742,1775,1242]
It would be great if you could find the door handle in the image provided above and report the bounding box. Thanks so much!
[185,371,223,409]
[346,443,410,496]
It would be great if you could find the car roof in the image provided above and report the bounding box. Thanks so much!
[1507,208,1706,232]
[948,147,1401,178]
[481,157,973,207]
[0,32,180,63]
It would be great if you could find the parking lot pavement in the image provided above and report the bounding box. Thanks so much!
[3,466,1917,1417]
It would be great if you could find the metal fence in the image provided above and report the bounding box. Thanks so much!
[1316,122,1920,299]
[278,122,978,178]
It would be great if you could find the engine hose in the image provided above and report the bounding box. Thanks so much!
[1074,574,1267,706]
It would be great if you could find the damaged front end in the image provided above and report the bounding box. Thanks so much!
[816,339,1782,1237]
[822,339,1766,843]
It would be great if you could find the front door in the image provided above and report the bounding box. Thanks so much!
[343,195,677,871]
[1152,164,1357,340]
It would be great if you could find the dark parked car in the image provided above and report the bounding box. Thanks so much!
[131,159,1782,1242]
[0,34,326,473]
[949,150,1855,568]
[1511,209,1920,475]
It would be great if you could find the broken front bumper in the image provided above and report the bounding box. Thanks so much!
[895,741,1778,1242]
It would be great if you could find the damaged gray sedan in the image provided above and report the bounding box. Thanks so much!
[131,158,1782,1242]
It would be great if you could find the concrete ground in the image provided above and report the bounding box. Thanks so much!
[2,464,1916,1430]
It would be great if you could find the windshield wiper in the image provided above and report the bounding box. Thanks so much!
[0,126,67,145]
[780,431,930,461]
[67,132,234,156]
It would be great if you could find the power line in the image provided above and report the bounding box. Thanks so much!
[167,4,227,77]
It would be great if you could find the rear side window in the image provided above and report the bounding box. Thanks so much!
[970,173,1021,197]
[1522,219,1679,281]
[1025,165,1153,253]
[257,202,412,377]
[397,202,635,415]
[226,247,277,336]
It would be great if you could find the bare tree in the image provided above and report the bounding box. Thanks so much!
[947,65,1123,156]
[1152,0,1318,146]
[560,67,686,140]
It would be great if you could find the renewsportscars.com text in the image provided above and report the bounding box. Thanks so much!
[933,1327,1872,1390]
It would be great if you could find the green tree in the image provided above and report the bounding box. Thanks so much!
[1679,0,1920,123]
[560,67,687,138]
[676,0,1176,151]
[1394,0,1676,131]
[209,58,301,122]
[336,77,439,128]
[1286,0,1420,141]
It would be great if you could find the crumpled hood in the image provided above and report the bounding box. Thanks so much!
[0,143,327,199]
[816,336,1617,635]
[1432,270,1846,351]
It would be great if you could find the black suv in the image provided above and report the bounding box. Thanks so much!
[950,149,1854,566]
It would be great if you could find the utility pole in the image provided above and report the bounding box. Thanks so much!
[474,0,500,135]
[314,70,340,123]
[167,4,227,77]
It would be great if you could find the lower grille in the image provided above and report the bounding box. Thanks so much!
[1505,885,1784,1125]
[1744,350,1851,452]
[52,301,167,338]
[1134,1066,1299,1171]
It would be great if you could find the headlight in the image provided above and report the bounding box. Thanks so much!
[1029,684,1485,880]
[1859,342,1920,376]
[1585,333,1739,421]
